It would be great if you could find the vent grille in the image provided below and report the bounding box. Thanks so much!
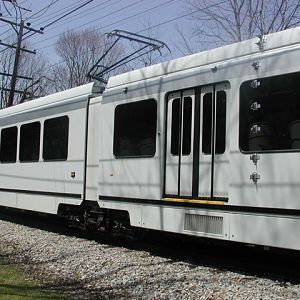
[184,214,223,235]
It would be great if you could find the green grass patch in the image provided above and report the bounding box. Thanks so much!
[0,256,67,299]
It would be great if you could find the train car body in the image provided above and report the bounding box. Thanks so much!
[1,27,300,250]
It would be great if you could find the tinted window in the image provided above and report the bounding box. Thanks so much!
[215,91,226,154]
[170,97,192,156]
[170,98,180,155]
[114,99,157,157]
[0,126,17,163]
[202,91,226,154]
[240,72,300,152]
[19,122,40,162]
[202,93,213,154]
[182,97,193,155]
[43,116,69,160]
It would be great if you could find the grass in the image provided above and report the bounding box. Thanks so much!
[0,256,67,299]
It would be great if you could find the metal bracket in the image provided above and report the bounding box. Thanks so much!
[250,125,261,135]
[250,154,260,165]
[251,79,261,89]
[251,102,261,111]
[252,61,260,71]
[250,172,260,183]
[256,35,266,50]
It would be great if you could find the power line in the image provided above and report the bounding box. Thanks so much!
[40,0,121,32]
[24,0,61,20]
[29,0,86,23]
[0,15,43,106]
[32,0,147,48]
[41,0,94,30]
[0,0,84,41]
[42,0,227,72]
[0,0,95,50]
[35,0,174,51]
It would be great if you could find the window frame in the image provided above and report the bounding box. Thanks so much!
[113,99,157,159]
[0,126,18,164]
[19,121,41,163]
[239,72,300,154]
[43,115,69,161]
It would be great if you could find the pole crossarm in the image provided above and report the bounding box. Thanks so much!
[0,15,43,107]
[0,72,33,80]
[0,17,44,34]
[0,41,36,54]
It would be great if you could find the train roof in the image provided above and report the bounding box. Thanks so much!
[0,82,100,118]
[106,26,300,89]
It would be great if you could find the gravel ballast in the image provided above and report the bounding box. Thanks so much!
[0,219,300,299]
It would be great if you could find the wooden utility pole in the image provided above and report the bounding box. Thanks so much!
[0,16,43,107]
[8,20,24,107]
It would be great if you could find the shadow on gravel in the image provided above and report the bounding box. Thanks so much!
[1,207,300,285]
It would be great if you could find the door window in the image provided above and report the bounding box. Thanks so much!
[202,91,226,154]
[170,97,192,156]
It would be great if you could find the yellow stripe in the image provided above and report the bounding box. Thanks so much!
[163,198,225,205]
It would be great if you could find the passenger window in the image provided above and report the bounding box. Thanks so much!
[170,98,180,155]
[0,126,17,163]
[19,122,40,162]
[182,97,193,155]
[113,99,157,157]
[43,116,69,160]
[202,93,212,154]
[240,72,300,152]
[202,91,226,155]
[215,91,226,154]
[170,97,193,156]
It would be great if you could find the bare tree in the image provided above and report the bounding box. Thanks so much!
[179,0,300,52]
[51,28,125,91]
[0,40,50,108]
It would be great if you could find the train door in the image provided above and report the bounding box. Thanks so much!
[199,83,229,199]
[164,83,229,200]
[165,90,195,197]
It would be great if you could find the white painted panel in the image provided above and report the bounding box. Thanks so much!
[0,192,17,208]
[17,194,56,214]
[230,213,300,251]
[256,153,300,209]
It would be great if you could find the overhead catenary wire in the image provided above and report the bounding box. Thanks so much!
[35,0,175,51]
[0,0,86,41]
[32,0,148,48]
[37,0,122,33]
[0,0,95,53]
[0,0,56,38]
[42,0,228,72]
[1,0,227,79]
[24,0,61,20]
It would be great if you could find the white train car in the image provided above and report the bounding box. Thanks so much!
[1,27,300,251]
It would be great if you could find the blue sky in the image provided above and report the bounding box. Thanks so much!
[0,0,190,64]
